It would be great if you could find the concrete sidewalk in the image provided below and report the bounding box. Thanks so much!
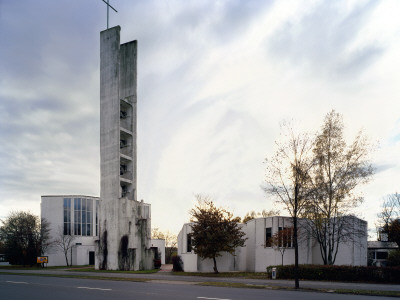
[0,268,399,292]
[158,264,173,272]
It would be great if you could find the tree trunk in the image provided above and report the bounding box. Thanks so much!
[64,251,69,267]
[293,214,299,289]
[212,256,219,274]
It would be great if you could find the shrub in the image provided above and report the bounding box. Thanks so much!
[153,259,161,269]
[387,250,400,267]
[172,255,183,271]
[266,264,400,284]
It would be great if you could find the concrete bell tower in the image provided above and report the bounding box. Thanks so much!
[96,26,152,270]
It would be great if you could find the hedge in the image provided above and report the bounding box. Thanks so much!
[266,265,400,284]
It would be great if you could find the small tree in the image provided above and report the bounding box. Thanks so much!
[271,227,293,266]
[190,195,246,273]
[40,218,52,255]
[53,226,75,266]
[377,193,400,247]
[0,211,51,266]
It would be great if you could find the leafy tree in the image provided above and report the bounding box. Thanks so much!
[264,122,314,289]
[387,220,400,247]
[387,249,400,266]
[377,193,400,247]
[305,110,374,265]
[242,209,281,223]
[190,195,246,273]
[53,226,75,266]
[0,211,51,265]
[40,218,52,255]
[271,227,293,266]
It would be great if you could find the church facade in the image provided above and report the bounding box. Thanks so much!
[41,26,154,270]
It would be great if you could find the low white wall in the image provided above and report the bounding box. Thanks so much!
[181,253,198,272]
[151,239,166,264]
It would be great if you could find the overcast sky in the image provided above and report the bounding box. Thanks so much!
[0,0,399,237]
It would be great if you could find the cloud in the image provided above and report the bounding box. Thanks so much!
[0,0,399,235]
[267,0,383,79]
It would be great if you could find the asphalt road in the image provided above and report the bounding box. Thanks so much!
[0,274,395,300]
[2,268,399,292]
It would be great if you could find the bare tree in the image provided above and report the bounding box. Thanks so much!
[264,123,314,289]
[304,110,374,265]
[242,209,281,223]
[151,228,178,263]
[40,218,52,256]
[377,193,400,246]
[271,227,293,266]
[53,226,75,266]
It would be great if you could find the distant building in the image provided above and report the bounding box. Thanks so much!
[178,216,368,272]
[368,241,398,267]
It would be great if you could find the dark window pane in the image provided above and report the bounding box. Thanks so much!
[377,252,388,259]
[265,228,272,247]
[187,234,192,252]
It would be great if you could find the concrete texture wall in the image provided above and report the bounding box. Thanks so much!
[150,239,166,264]
[97,26,152,270]
[178,222,246,272]
[41,195,99,266]
[178,216,366,272]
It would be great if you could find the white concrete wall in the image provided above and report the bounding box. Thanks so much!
[327,216,368,266]
[41,195,99,266]
[98,26,152,271]
[177,215,366,272]
[178,223,197,271]
[151,239,166,264]
[178,223,246,272]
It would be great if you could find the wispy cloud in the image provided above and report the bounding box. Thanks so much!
[0,0,399,234]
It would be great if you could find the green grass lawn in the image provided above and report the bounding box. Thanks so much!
[172,271,268,279]
[66,267,160,274]
[0,265,78,270]
[0,264,160,274]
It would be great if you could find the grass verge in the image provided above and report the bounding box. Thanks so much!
[172,271,267,279]
[67,267,159,274]
[0,265,159,274]
[0,271,150,282]
[0,265,78,270]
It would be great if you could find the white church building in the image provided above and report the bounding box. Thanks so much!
[41,195,165,267]
[41,195,99,266]
[39,26,166,269]
[178,216,368,272]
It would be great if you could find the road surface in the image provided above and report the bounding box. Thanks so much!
[0,274,394,300]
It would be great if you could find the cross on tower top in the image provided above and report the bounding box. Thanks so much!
[101,0,118,29]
